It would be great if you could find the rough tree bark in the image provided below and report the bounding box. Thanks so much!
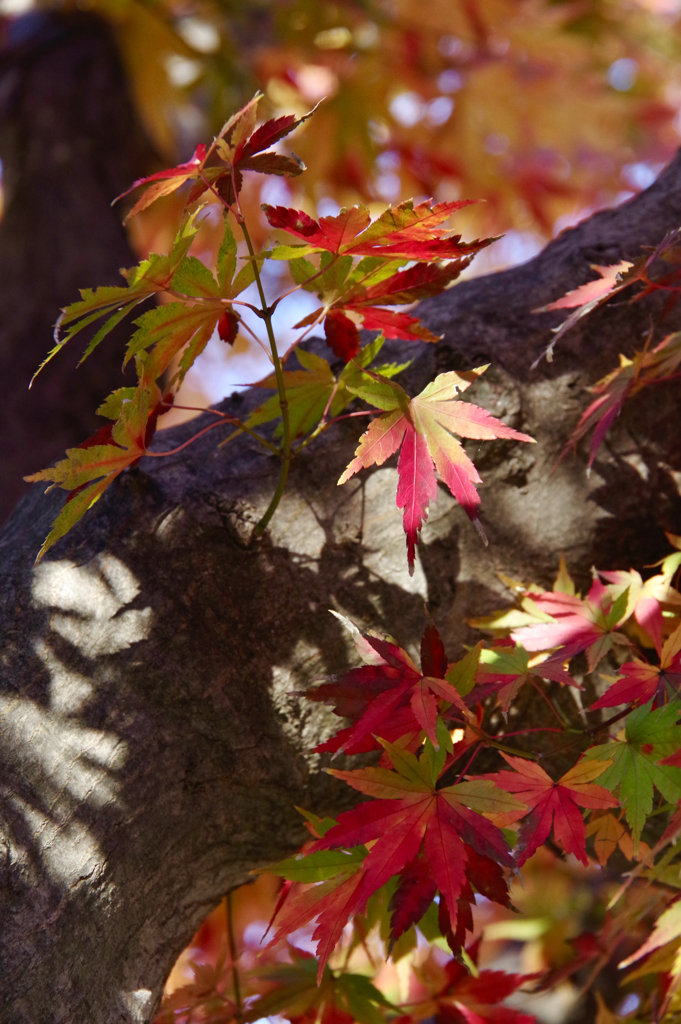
[2,147,681,1020]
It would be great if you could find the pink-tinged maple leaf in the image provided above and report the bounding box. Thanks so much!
[307,617,469,756]
[594,622,681,710]
[599,567,681,653]
[338,366,534,572]
[116,144,208,222]
[511,578,630,671]
[533,259,645,363]
[560,355,636,469]
[395,943,539,1024]
[264,198,493,262]
[477,754,617,866]
[540,262,635,311]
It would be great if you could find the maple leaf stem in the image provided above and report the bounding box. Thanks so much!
[535,706,634,766]
[158,403,281,456]
[236,209,292,539]
[164,289,260,316]
[279,311,327,367]
[640,370,681,385]
[454,743,481,784]
[470,727,539,761]
[225,892,243,1020]
[321,380,340,423]
[199,168,239,222]
[502,727,564,738]
[143,417,237,457]
[270,256,339,314]
[327,410,377,424]
[531,676,568,728]
[294,410,375,455]
[585,705,634,736]
[233,316,275,358]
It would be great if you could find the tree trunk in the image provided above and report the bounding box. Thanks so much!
[1,143,681,1020]
[0,11,151,525]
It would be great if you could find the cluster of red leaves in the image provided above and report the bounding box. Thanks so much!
[269,609,615,978]
[264,199,494,361]
[266,734,522,983]
[306,619,469,756]
[263,545,681,1003]
[29,91,681,1024]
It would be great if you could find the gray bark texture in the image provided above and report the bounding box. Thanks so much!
[2,140,681,1021]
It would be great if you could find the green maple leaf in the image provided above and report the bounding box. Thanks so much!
[586,702,681,846]
[32,212,204,383]
[26,383,157,561]
[246,336,409,440]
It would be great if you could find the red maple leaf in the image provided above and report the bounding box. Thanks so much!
[217,309,240,346]
[338,366,534,571]
[394,942,539,1024]
[477,754,617,866]
[116,143,208,221]
[324,260,472,356]
[593,622,681,710]
[264,198,493,262]
[308,617,469,756]
[389,843,513,954]
[305,740,520,974]
[324,310,361,362]
[117,95,311,219]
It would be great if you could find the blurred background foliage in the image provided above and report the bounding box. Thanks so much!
[155,851,671,1024]
[3,0,681,412]
[18,0,681,238]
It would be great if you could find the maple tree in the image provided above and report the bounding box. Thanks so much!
[10,43,681,1024]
